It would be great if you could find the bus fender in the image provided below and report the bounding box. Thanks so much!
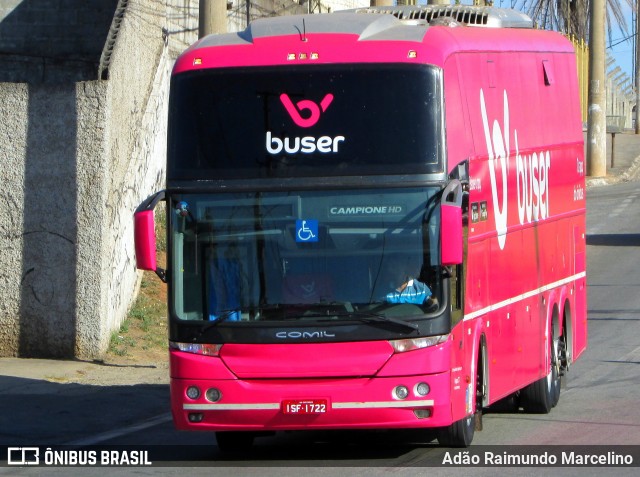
[452,318,485,422]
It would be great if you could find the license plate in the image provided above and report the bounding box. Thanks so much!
[282,399,328,414]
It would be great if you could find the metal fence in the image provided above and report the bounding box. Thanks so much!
[570,36,589,124]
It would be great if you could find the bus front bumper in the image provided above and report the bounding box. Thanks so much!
[170,372,453,431]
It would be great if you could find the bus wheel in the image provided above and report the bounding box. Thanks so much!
[216,431,255,452]
[437,412,475,447]
[437,347,484,447]
[549,331,565,408]
[521,330,561,414]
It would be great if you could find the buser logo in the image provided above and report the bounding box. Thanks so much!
[480,89,552,250]
[265,93,346,155]
[280,93,333,128]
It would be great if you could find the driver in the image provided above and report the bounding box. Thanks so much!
[382,257,434,306]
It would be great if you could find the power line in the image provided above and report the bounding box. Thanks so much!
[609,31,637,49]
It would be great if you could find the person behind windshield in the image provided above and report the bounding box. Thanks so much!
[381,257,434,306]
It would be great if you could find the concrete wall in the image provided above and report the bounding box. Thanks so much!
[226,0,368,31]
[0,0,368,358]
[98,0,181,357]
[0,81,110,357]
[0,0,119,82]
[0,0,198,358]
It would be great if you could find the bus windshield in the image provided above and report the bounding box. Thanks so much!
[168,64,443,180]
[170,187,443,325]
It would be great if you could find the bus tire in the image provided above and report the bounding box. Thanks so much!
[550,332,564,408]
[437,413,475,447]
[216,431,255,452]
[437,343,485,447]
[521,328,561,414]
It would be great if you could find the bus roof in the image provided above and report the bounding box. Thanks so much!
[173,7,574,75]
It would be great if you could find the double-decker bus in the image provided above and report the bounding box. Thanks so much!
[134,5,586,448]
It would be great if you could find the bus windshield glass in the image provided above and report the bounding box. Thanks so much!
[170,187,443,324]
[168,64,443,180]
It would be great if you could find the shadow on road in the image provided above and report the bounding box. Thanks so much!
[586,234,640,246]
[0,375,168,446]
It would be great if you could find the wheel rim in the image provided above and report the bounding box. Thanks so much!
[546,337,559,391]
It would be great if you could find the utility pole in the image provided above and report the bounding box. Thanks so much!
[586,0,607,177]
[199,0,227,38]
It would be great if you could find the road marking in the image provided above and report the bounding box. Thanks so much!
[619,345,640,364]
[63,413,172,446]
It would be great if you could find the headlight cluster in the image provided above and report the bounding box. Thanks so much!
[389,335,449,353]
[170,341,223,356]
[185,386,222,402]
[392,382,430,400]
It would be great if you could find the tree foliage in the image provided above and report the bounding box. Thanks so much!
[518,0,634,43]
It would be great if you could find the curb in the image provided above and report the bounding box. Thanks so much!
[586,154,640,188]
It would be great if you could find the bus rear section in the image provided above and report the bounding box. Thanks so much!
[134,5,586,449]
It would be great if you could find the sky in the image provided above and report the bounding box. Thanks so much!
[606,3,636,80]
[474,1,636,82]
[411,0,637,82]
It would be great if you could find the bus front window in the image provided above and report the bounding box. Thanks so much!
[170,188,443,325]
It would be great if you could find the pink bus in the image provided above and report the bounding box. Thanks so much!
[135,5,586,449]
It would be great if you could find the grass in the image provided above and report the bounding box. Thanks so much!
[107,207,168,361]
[108,269,168,359]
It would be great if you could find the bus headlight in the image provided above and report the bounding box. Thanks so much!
[389,335,448,353]
[170,341,223,356]
[415,382,430,396]
[393,385,409,400]
[186,386,201,400]
[206,388,222,402]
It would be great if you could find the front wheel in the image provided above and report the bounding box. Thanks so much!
[437,413,476,447]
[438,345,485,447]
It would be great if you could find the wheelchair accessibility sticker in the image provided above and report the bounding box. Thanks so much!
[296,219,318,242]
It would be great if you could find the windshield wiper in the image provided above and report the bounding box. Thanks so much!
[196,310,240,337]
[332,311,420,333]
[260,303,420,332]
[259,303,349,320]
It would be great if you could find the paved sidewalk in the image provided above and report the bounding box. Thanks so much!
[0,358,169,446]
[585,131,640,187]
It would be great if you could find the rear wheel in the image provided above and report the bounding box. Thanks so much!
[521,328,561,413]
[549,334,562,408]
[215,431,255,452]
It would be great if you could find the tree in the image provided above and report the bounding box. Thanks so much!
[519,0,633,42]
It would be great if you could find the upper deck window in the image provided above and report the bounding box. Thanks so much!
[168,64,443,180]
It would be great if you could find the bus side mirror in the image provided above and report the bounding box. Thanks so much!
[135,210,157,271]
[134,190,166,281]
[441,204,462,265]
[441,180,463,266]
